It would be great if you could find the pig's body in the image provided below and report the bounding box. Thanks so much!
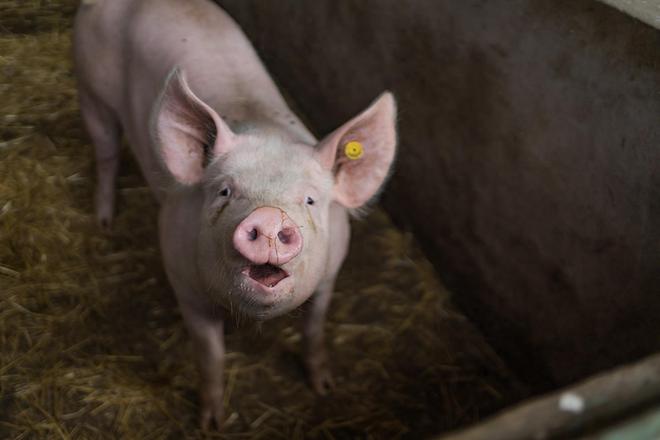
[74,0,396,430]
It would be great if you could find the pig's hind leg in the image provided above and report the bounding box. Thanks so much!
[78,88,122,229]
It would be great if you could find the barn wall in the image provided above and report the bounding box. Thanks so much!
[598,0,660,30]
[216,0,660,390]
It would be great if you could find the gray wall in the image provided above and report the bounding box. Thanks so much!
[217,0,660,390]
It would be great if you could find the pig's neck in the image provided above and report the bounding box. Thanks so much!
[159,185,207,302]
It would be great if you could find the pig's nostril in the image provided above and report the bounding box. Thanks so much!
[247,228,258,241]
[277,228,294,244]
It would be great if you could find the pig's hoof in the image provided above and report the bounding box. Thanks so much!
[200,407,224,432]
[95,191,115,232]
[200,390,224,431]
[308,364,335,395]
[97,216,113,231]
[95,205,114,231]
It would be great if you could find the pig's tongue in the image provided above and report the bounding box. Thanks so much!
[247,264,288,288]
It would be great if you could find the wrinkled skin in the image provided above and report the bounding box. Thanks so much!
[74,0,397,430]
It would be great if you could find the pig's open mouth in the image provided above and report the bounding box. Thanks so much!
[243,264,289,288]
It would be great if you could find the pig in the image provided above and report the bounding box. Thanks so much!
[73,0,397,430]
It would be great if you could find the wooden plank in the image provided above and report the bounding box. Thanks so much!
[439,353,660,440]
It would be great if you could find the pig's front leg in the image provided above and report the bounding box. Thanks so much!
[303,279,335,395]
[179,303,226,431]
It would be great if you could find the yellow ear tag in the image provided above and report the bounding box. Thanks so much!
[344,141,364,160]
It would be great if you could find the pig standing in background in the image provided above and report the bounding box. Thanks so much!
[74,0,397,430]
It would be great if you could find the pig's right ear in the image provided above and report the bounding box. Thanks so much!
[152,67,236,185]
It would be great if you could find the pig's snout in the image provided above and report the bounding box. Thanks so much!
[233,207,302,265]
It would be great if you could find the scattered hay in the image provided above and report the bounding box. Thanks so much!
[0,3,525,439]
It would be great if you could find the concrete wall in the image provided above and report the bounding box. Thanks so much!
[217,0,660,390]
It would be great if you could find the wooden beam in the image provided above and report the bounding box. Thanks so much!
[439,353,660,440]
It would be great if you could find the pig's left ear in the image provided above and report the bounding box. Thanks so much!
[315,92,397,208]
[152,67,236,185]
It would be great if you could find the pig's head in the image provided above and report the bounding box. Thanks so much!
[152,69,397,320]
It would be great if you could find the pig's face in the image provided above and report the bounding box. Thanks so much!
[198,138,334,319]
[153,68,397,320]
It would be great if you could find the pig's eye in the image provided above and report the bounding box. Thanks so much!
[219,187,231,197]
[306,196,315,206]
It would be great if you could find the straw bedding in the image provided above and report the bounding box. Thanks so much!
[0,2,524,438]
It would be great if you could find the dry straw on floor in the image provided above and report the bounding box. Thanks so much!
[0,2,523,438]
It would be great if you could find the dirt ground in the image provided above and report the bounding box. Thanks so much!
[0,2,524,439]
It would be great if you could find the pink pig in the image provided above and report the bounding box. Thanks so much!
[74,0,397,430]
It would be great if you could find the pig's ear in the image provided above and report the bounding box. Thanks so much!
[315,92,397,208]
[152,67,236,185]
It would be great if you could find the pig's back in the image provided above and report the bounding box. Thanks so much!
[73,0,133,112]
[75,0,286,112]
[74,0,299,198]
